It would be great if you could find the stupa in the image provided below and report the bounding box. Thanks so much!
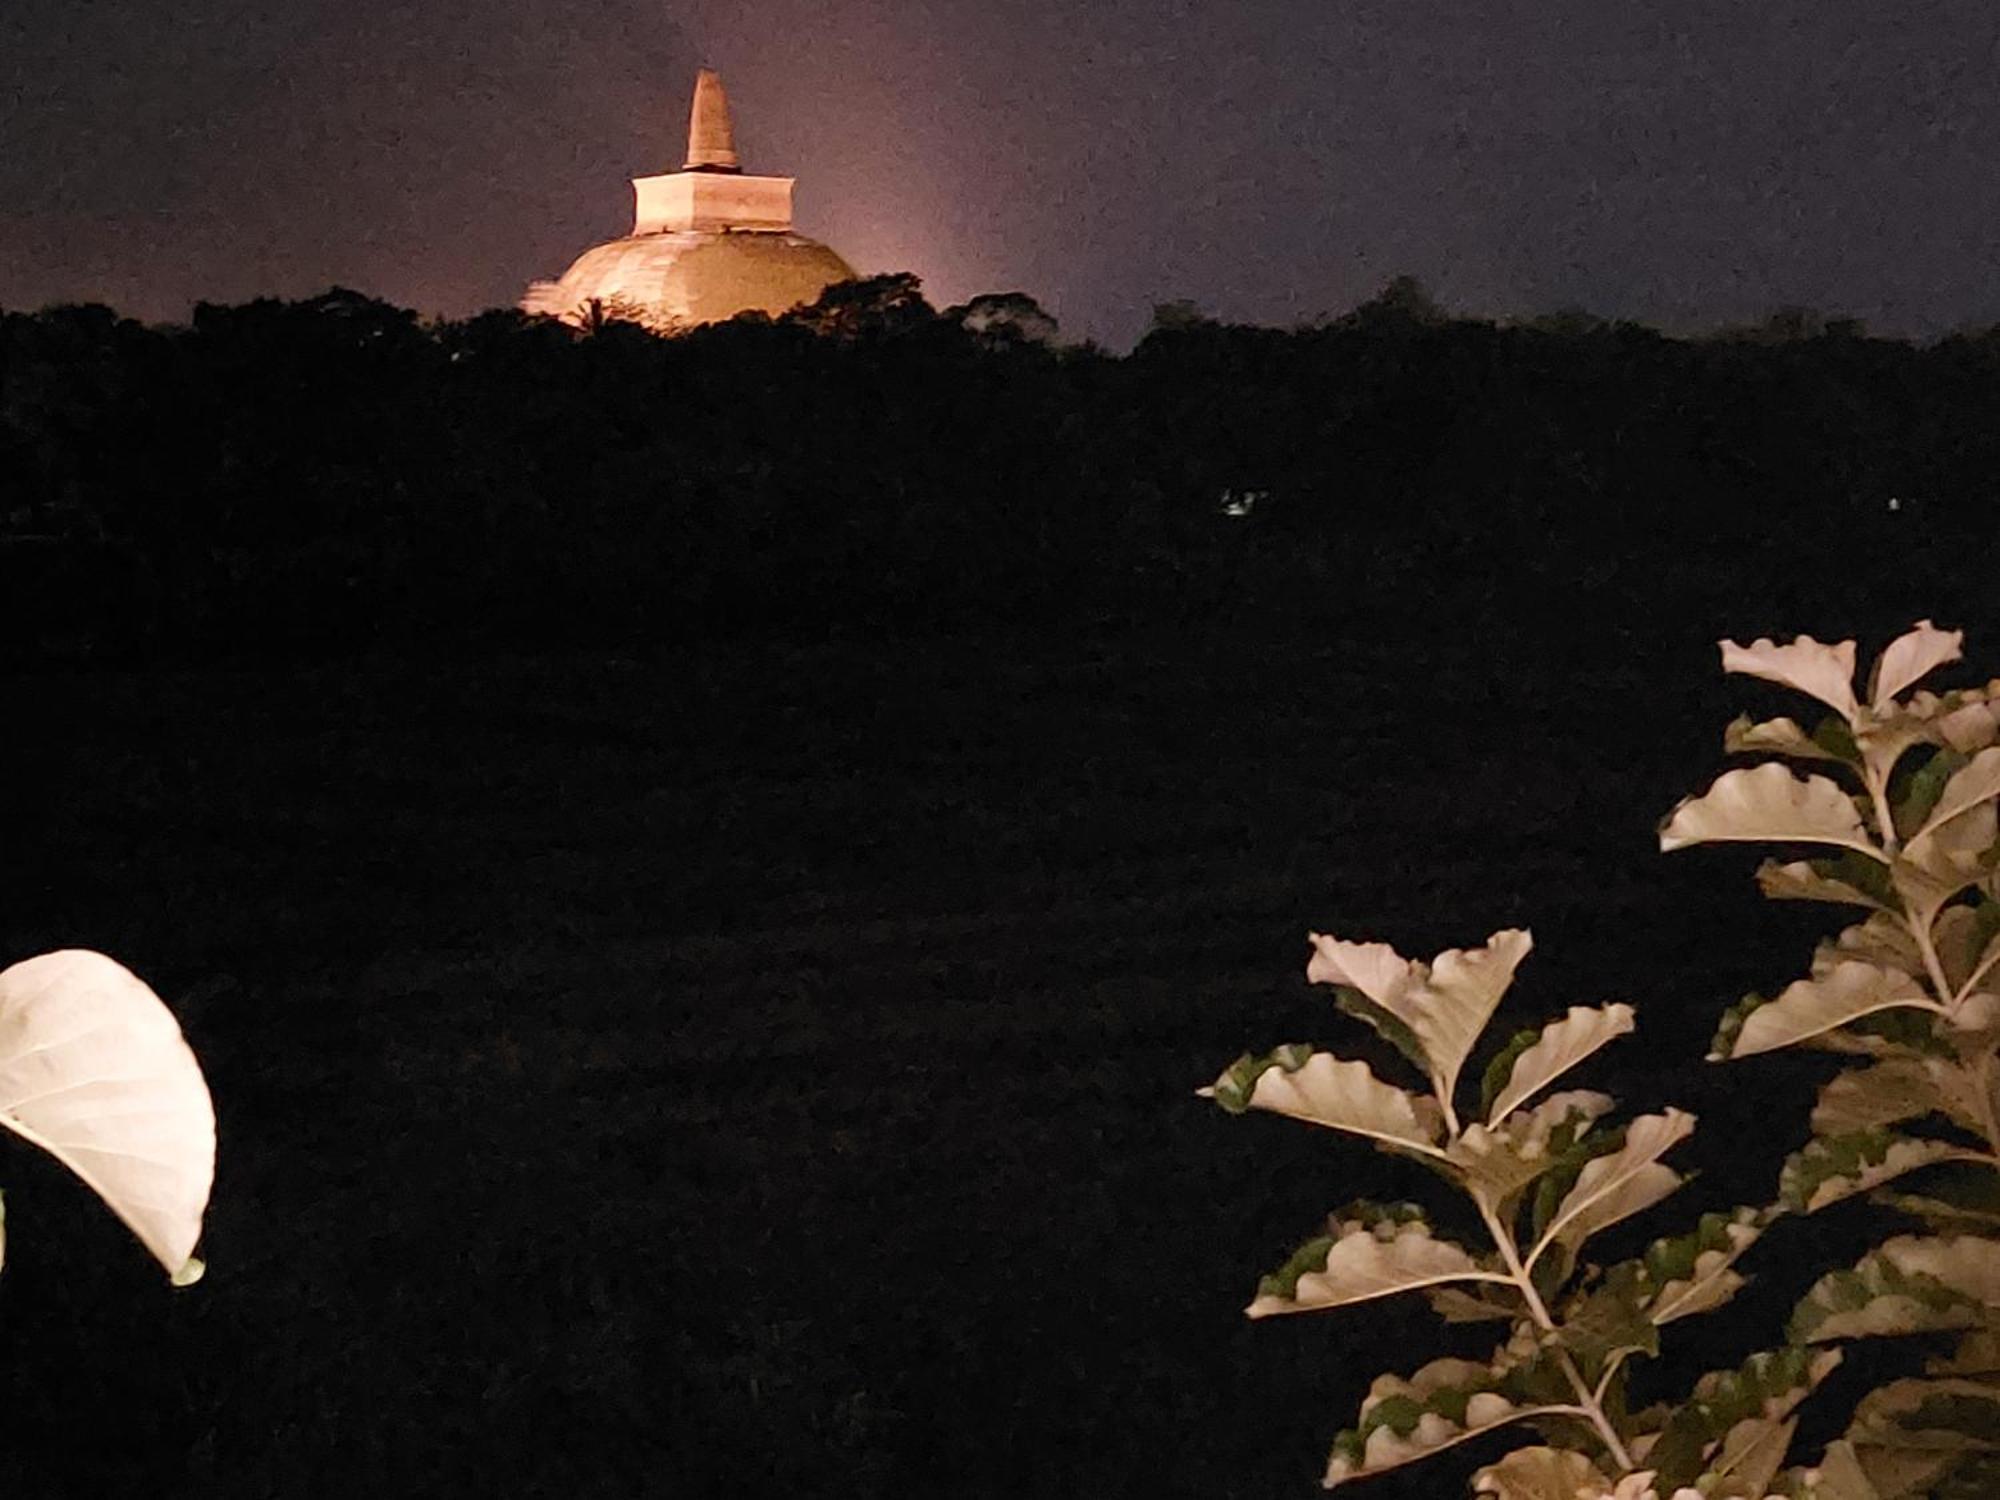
[522,70,856,330]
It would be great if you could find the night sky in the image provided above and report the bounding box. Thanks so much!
[5,0,1998,346]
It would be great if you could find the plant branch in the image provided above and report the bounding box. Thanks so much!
[1473,1193,1636,1473]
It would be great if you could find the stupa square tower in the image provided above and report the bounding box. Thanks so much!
[523,70,855,330]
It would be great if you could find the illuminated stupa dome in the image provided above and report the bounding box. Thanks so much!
[522,69,856,330]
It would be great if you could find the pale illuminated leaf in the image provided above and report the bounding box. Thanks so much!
[1323,1354,1576,1489]
[0,950,216,1282]
[1909,746,2000,848]
[1485,1003,1636,1125]
[1725,714,1852,766]
[1714,962,1936,1060]
[1530,1109,1696,1267]
[1308,930,1536,1113]
[1757,858,1892,910]
[1722,633,1860,720]
[1810,1059,1951,1135]
[1869,620,1965,708]
[1246,1210,1502,1318]
[1791,1235,2000,1343]
[1777,1131,1980,1215]
[1638,1207,1767,1326]
[1201,1048,1443,1155]
[1470,1446,1611,1500]
[1644,1346,1841,1493]
[1817,913,1925,977]
[1710,1412,1797,1498]
[1660,763,1879,856]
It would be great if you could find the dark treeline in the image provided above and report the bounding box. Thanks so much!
[4,272,1998,664]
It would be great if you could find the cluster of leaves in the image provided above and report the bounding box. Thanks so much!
[1206,621,2000,1497]
[1203,932,1803,1496]
[1657,622,2000,1497]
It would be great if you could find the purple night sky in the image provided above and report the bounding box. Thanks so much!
[4,0,1998,345]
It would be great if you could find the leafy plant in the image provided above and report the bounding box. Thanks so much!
[1662,621,2000,1497]
[1205,620,2000,1497]
[1202,932,1819,1497]
[0,949,215,1285]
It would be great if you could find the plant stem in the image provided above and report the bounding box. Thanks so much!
[1473,1194,1636,1473]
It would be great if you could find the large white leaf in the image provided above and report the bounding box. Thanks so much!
[1486,1003,1636,1124]
[1659,763,1880,857]
[1530,1110,1695,1268]
[0,950,216,1282]
[1722,962,1936,1059]
[1721,633,1859,721]
[1202,1051,1443,1155]
[1245,1215,1503,1318]
[1869,620,1964,708]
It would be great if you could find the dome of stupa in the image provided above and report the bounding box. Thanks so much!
[523,70,855,331]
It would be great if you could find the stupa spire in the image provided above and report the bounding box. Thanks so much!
[683,68,741,173]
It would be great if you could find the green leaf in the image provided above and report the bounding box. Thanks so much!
[1849,1374,2000,1452]
[1479,1026,1542,1120]
[1630,1206,1768,1326]
[1247,1203,1502,1318]
[1789,1236,2000,1343]
[1529,1109,1696,1269]
[1908,747,2000,849]
[1554,1262,1661,1373]
[1778,1131,1982,1215]
[1708,962,1936,1060]
[1933,898,2000,997]
[1330,985,1429,1077]
[1425,1285,1521,1323]
[1484,1004,1638,1125]
[1895,748,1969,843]
[1661,763,1881,857]
[1645,1346,1843,1491]
[1879,1164,2000,1234]
[1200,1048,1445,1155]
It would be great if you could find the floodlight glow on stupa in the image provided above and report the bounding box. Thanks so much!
[522,69,856,330]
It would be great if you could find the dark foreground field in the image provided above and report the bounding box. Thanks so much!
[0,617,1940,1496]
